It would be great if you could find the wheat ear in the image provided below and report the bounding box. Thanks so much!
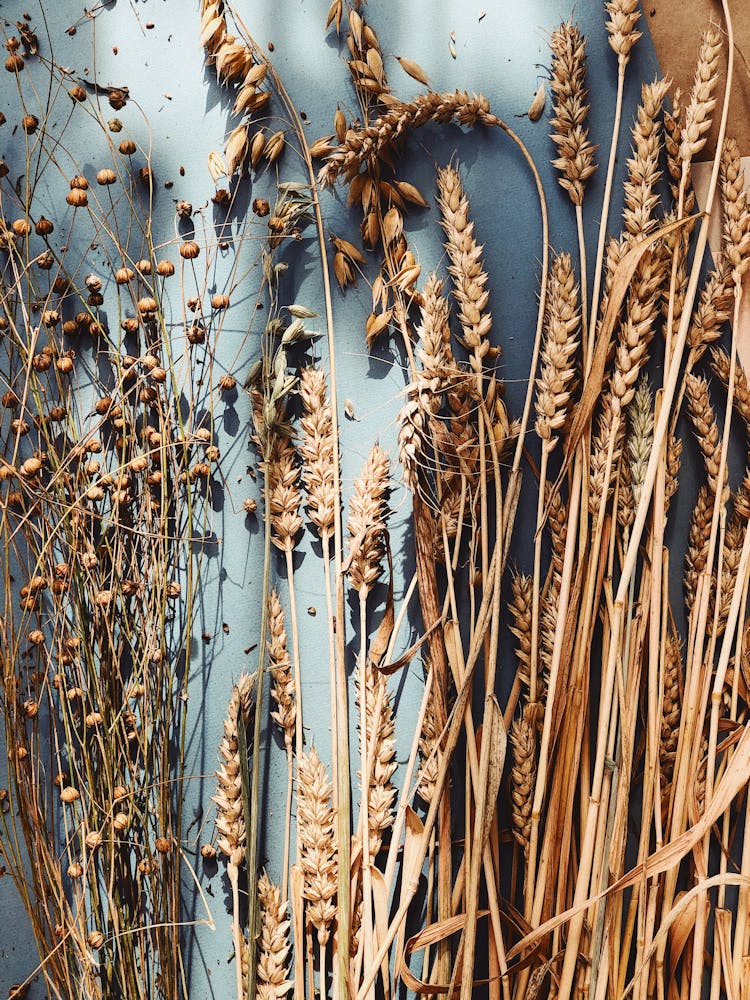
[257,872,293,1000]
[297,748,337,997]
[213,673,256,1000]
[268,589,296,901]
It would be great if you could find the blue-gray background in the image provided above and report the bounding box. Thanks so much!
[0,1,698,996]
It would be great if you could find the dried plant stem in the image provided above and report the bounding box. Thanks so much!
[587,61,626,369]
[693,283,746,1000]
[576,204,589,367]
[551,12,734,994]
[358,594,375,1000]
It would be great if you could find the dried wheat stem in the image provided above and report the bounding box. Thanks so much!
[557,11,734,993]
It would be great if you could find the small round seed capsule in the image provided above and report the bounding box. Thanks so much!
[156,259,174,277]
[5,52,24,73]
[69,85,87,102]
[87,931,105,949]
[135,258,152,275]
[67,862,84,879]
[179,240,200,260]
[115,266,134,284]
[176,199,192,218]
[21,115,38,134]
[35,216,54,236]
[118,139,136,155]
[66,188,88,208]
[211,293,229,310]
[85,830,103,850]
[112,812,129,832]
[96,167,116,185]
[12,219,30,237]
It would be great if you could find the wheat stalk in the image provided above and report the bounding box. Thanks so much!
[213,673,256,1000]
[256,872,293,1000]
[436,164,492,373]
[268,588,296,901]
[297,748,337,996]
[549,21,597,209]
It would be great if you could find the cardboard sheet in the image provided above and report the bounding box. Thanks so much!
[649,0,750,157]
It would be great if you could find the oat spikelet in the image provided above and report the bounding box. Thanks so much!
[605,0,642,62]
[346,444,390,595]
[623,79,670,238]
[509,717,536,859]
[213,673,256,865]
[436,163,492,371]
[296,748,337,945]
[685,374,728,499]
[256,872,292,1000]
[298,367,336,539]
[319,91,495,188]
[721,137,750,281]
[710,347,750,436]
[680,23,723,166]
[268,589,295,750]
[549,22,597,206]
[535,251,580,448]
